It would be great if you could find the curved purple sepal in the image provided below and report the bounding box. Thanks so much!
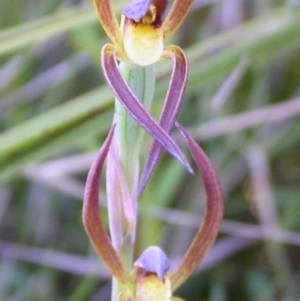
[139,46,189,195]
[170,123,224,290]
[82,125,130,285]
[101,43,192,177]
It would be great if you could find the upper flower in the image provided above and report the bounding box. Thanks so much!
[97,0,196,180]
[93,0,194,65]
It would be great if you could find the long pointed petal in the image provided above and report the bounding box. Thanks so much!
[93,0,123,48]
[170,124,224,291]
[101,43,192,174]
[162,0,194,39]
[139,45,188,195]
[82,125,130,285]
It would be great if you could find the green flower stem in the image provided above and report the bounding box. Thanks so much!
[111,62,155,299]
[114,62,155,180]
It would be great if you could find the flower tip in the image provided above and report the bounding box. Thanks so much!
[123,0,153,20]
[134,246,170,282]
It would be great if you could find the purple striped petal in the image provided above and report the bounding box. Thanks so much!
[82,125,131,285]
[170,123,224,291]
[101,43,192,175]
[139,46,188,195]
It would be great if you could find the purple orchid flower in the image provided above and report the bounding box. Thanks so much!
[82,123,224,299]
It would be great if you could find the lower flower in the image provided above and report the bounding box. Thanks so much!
[82,123,223,300]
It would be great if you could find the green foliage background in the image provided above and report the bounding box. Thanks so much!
[1,0,300,300]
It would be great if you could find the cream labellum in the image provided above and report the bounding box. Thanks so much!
[123,3,164,66]
[123,20,164,66]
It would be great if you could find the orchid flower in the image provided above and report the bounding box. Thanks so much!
[82,124,224,301]
[95,0,195,182]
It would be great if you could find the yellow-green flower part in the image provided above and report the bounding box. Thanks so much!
[136,274,171,301]
[123,19,164,66]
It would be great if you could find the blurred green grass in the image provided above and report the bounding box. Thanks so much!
[1,0,300,300]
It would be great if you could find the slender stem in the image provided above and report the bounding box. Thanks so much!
[110,62,155,300]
